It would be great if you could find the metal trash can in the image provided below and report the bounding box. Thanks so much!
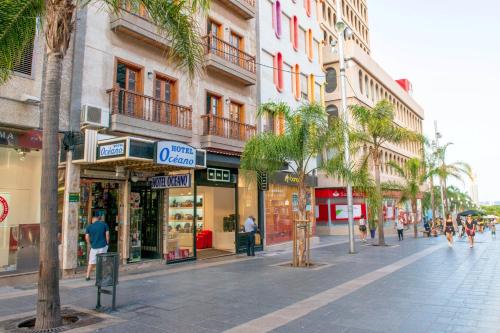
[95,252,119,310]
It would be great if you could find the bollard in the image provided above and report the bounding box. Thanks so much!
[95,252,119,311]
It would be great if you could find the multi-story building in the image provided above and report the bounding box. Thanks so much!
[0,34,44,275]
[315,0,425,234]
[256,0,325,247]
[50,1,261,274]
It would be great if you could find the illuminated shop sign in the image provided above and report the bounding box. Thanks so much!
[151,174,191,189]
[155,141,196,168]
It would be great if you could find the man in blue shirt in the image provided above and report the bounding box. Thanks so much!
[85,216,109,281]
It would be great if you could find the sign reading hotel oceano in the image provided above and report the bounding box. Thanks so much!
[97,141,126,159]
[151,174,191,189]
[154,141,196,168]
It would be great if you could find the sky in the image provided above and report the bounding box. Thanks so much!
[368,0,500,203]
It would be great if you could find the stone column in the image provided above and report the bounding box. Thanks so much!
[62,150,81,275]
[121,179,130,264]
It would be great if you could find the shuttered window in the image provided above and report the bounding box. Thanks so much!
[13,42,34,77]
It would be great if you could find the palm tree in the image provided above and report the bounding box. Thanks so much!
[0,0,209,329]
[386,158,427,238]
[434,143,472,215]
[350,100,422,246]
[241,102,336,266]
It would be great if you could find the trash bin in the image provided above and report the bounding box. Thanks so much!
[95,252,119,310]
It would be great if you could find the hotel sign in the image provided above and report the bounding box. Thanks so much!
[155,141,196,168]
[151,174,191,189]
[97,140,126,159]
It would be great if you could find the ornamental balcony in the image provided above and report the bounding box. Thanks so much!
[203,35,257,86]
[215,0,256,19]
[200,114,256,153]
[107,86,192,142]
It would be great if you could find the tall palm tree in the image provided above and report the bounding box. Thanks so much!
[0,0,209,329]
[241,101,336,266]
[350,100,422,246]
[386,158,427,238]
[434,143,472,215]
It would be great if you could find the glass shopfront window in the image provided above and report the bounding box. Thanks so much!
[0,147,41,274]
[265,184,314,246]
[238,172,260,246]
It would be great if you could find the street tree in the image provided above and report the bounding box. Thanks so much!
[350,100,422,246]
[241,102,337,266]
[0,0,209,329]
[386,158,427,238]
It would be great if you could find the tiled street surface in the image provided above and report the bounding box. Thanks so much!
[1,233,499,333]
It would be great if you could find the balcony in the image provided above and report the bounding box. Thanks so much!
[203,35,256,86]
[109,6,169,48]
[215,0,256,19]
[107,86,192,141]
[200,114,256,153]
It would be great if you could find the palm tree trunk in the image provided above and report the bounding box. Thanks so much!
[374,150,385,246]
[443,179,449,215]
[412,198,418,238]
[296,175,307,266]
[35,52,62,329]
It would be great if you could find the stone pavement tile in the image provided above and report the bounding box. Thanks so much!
[98,320,173,333]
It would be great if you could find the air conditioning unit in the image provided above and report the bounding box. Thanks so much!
[81,104,109,129]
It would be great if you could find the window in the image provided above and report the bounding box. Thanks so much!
[229,32,243,66]
[306,29,313,61]
[229,102,244,139]
[273,52,284,92]
[207,19,221,37]
[116,60,143,116]
[304,0,311,17]
[325,67,337,93]
[291,16,299,50]
[358,70,363,95]
[364,75,369,98]
[292,64,301,100]
[273,1,282,38]
[308,74,315,102]
[206,93,221,116]
[154,74,176,123]
[301,73,308,100]
[13,41,34,77]
[326,105,339,124]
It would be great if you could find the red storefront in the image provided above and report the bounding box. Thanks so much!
[315,188,367,227]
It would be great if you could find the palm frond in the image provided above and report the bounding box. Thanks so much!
[0,0,44,83]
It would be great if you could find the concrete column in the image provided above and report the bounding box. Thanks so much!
[121,179,130,264]
[62,151,81,273]
[327,199,332,227]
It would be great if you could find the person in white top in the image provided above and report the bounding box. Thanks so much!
[396,215,405,241]
[244,216,257,256]
[358,214,367,242]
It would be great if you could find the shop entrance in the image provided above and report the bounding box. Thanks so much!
[130,184,162,261]
[78,180,120,266]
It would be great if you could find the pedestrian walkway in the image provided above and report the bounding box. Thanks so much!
[1,233,499,333]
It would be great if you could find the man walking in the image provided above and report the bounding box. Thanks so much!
[244,216,257,256]
[85,216,109,281]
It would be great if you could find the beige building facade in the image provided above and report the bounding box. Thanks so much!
[316,0,425,234]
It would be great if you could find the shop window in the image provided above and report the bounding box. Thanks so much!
[273,52,284,92]
[306,29,313,61]
[273,1,282,38]
[304,0,311,17]
[291,16,299,51]
[292,64,301,100]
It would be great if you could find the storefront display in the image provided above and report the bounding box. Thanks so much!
[0,147,41,274]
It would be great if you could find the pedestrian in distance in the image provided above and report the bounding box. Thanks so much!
[490,219,496,239]
[244,215,257,256]
[444,214,455,247]
[85,216,110,281]
[396,215,404,241]
[465,215,476,248]
[358,214,368,242]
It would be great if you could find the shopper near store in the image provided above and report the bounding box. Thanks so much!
[358,214,367,242]
[491,219,497,239]
[444,214,455,247]
[465,215,476,248]
[85,216,110,280]
[244,216,257,256]
[396,215,405,241]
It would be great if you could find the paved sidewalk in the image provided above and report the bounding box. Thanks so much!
[1,233,498,333]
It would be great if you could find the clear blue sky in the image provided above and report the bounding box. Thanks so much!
[369,0,500,203]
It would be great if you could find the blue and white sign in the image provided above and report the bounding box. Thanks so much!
[97,141,126,159]
[155,141,196,168]
[151,174,191,189]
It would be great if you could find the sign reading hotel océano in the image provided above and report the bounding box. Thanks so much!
[151,174,191,189]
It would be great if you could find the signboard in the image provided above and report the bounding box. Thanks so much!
[69,192,80,203]
[155,141,196,168]
[97,140,126,159]
[0,193,9,223]
[207,168,230,182]
[271,172,317,187]
[258,172,268,191]
[334,204,363,220]
[0,128,42,149]
[151,174,191,189]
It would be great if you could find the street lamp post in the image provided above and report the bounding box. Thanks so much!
[434,121,446,219]
[335,1,355,254]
